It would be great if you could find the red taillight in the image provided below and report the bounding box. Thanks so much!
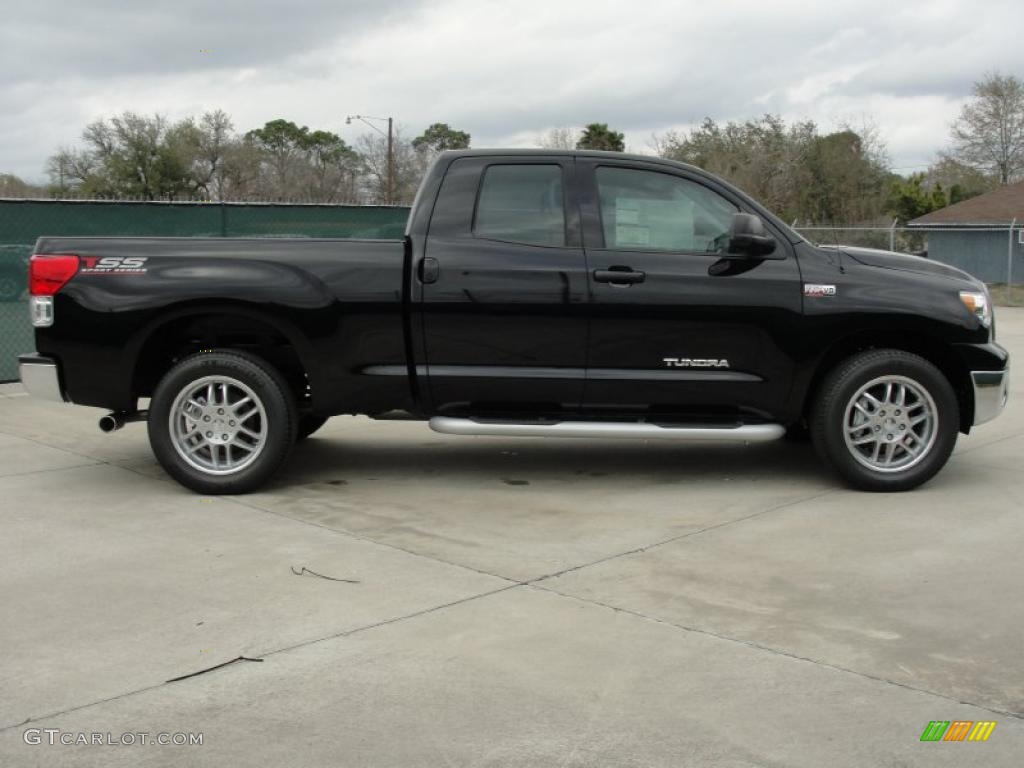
[30,254,79,296]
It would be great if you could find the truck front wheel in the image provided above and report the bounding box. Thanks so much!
[810,349,959,492]
[148,350,298,494]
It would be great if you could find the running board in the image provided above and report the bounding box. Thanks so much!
[428,417,785,442]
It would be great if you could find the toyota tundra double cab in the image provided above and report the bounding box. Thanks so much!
[19,150,1009,494]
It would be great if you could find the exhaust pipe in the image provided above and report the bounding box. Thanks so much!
[99,413,125,432]
[99,410,148,433]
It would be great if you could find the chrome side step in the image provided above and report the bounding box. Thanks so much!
[428,417,785,442]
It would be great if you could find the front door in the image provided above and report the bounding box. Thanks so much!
[419,156,588,415]
[579,160,802,422]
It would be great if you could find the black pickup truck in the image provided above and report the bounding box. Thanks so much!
[19,150,1009,493]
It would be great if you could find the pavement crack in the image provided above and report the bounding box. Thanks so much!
[0,585,520,732]
[256,584,521,661]
[532,583,1024,722]
[0,428,111,465]
[529,488,836,586]
[0,461,102,480]
[0,428,160,483]
[225,495,521,587]
[0,683,168,734]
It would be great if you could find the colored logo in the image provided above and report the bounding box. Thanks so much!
[79,256,148,275]
[920,720,996,742]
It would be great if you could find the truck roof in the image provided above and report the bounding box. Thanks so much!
[438,148,703,174]
[428,149,804,246]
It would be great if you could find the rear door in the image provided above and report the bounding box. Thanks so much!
[418,156,588,415]
[579,159,803,420]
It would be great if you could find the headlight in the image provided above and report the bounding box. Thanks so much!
[959,290,992,328]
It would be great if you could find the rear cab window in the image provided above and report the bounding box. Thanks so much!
[474,165,566,247]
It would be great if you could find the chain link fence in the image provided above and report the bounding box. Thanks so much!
[0,199,411,382]
[795,224,924,254]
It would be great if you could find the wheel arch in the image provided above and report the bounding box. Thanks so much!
[800,330,974,433]
[127,302,322,411]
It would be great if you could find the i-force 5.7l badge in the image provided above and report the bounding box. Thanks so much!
[804,283,837,297]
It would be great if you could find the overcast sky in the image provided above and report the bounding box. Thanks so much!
[3,0,1023,183]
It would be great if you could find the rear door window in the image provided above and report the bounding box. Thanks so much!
[474,165,566,247]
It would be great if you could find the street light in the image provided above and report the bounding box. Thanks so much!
[346,114,394,205]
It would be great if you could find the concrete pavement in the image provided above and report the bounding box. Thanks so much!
[1,310,1022,766]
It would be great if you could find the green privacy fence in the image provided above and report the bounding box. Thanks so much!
[0,199,411,382]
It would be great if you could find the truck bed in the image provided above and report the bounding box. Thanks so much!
[32,236,411,414]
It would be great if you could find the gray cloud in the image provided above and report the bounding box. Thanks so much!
[0,1,417,82]
[3,0,1024,182]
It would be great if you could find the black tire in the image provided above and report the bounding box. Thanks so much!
[810,349,959,492]
[296,415,329,441]
[148,350,297,494]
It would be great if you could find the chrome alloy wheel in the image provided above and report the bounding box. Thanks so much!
[169,375,268,475]
[842,375,938,473]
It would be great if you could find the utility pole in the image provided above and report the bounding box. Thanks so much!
[387,117,394,206]
[1009,218,1017,304]
[347,114,395,204]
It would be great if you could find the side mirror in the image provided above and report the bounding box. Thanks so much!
[728,213,777,258]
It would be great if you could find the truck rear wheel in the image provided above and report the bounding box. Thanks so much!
[148,350,297,494]
[810,349,958,492]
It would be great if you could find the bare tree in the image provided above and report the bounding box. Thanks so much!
[654,115,891,224]
[219,139,264,200]
[357,128,420,204]
[539,126,578,150]
[303,130,360,203]
[951,72,1024,184]
[0,173,45,197]
[927,155,994,203]
[45,113,195,199]
[72,112,197,199]
[46,147,97,195]
[185,110,235,199]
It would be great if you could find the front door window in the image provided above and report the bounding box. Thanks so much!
[595,166,737,253]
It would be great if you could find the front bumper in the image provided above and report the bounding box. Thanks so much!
[971,368,1009,426]
[18,354,66,403]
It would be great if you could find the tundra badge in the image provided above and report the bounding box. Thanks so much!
[663,358,730,368]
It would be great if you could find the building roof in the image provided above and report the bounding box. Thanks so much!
[909,181,1024,226]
